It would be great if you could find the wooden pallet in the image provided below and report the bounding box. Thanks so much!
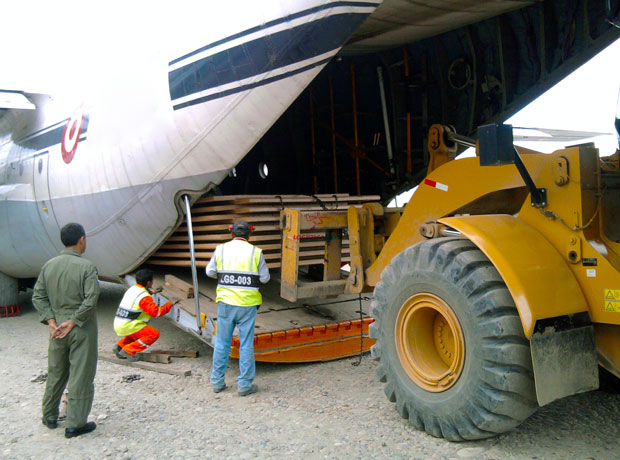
[147,194,378,269]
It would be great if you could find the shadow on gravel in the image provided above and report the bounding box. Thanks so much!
[484,389,620,457]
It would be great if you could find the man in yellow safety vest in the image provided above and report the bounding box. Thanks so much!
[206,220,270,396]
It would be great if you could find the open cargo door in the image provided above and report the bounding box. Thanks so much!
[147,194,380,363]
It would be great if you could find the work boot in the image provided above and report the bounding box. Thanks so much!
[41,417,57,429]
[118,349,141,362]
[65,422,96,439]
[238,384,258,396]
[212,384,228,394]
[112,344,124,359]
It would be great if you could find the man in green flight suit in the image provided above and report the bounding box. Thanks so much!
[32,222,100,438]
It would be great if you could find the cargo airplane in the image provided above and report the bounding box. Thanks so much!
[1,0,619,311]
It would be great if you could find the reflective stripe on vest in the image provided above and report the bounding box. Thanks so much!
[215,239,262,307]
[114,285,151,336]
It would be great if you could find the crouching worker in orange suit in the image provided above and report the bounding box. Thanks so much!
[113,269,173,362]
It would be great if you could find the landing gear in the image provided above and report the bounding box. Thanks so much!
[0,271,18,306]
[370,238,538,441]
[0,271,19,316]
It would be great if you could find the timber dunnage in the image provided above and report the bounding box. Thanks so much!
[147,194,378,269]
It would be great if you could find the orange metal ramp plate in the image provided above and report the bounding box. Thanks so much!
[230,317,375,363]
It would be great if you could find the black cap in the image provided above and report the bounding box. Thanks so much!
[231,220,251,237]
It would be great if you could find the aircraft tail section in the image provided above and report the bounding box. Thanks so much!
[168,2,379,111]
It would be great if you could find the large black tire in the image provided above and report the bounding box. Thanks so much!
[369,237,538,441]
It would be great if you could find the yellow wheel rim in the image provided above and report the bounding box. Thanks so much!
[395,293,465,392]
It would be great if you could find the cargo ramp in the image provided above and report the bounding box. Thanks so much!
[149,268,373,363]
[143,194,379,363]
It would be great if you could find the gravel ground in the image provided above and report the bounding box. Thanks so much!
[2,282,620,460]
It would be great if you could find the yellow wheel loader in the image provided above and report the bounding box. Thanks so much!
[279,122,620,440]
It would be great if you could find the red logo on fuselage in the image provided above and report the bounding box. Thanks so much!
[61,105,85,164]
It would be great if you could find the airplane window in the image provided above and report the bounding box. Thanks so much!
[258,162,269,179]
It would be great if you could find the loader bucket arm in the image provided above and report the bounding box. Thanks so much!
[365,151,545,287]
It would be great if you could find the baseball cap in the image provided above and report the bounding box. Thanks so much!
[231,220,252,236]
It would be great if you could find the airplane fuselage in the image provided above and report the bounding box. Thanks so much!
[0,0,379,279]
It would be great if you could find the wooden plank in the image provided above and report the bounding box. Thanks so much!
[150,248,351,261]
[162,284,193,301]
[194,194,286,205]
[148,259,208,268]
[158,240,350,251]
[166,233,281,243]
[149,349,199,358]
[159,242,282,251]
[159,240,348,252]
[234,195,379,205]
[167,231,344,243]
[164,274,194,298]
[190,207,279,216]
[149,194,373,272]
[137,352,171,364]
[167,232,334,244]
[233,194,351,202]
[154,244,351,258]
[191,204,239,213]
[99,353,191,376]
[235,204,364,213]
[175,223,281,233]
[193,194,356,207]
[177,298,197,316]
[147,256,350,269]
[191,214,281,224]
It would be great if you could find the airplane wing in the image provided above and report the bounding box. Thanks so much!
[0,91,52,144]
[512,127,614,142]
[0,90,36,110]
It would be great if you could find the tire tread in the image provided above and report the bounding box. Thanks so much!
[371,237,538,441]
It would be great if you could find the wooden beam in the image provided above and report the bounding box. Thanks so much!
[149,349,199,358]
[99,353,192,376]
[164,274,194,298]
[147,256,351,269]
[136,352,171,364]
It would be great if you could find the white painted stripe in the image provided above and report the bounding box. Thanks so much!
[172,49,338,106]
[217,284,261,291]
[435,182,449,192]
[168,6,376,72]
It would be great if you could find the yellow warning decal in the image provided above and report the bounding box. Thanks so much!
[604,289,620,312]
